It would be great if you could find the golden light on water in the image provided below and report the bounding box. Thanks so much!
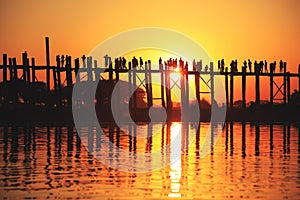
[169,123,182,198]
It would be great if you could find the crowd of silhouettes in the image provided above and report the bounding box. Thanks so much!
[56,55,72,67]
[158,57,192,71]
[77,54,288,74]
[217,59,287,74]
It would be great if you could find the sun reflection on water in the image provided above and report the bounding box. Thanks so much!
[168,123,182,198]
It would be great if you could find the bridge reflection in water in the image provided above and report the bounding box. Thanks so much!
[0,122,299,199]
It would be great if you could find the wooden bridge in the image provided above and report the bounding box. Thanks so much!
[0,37,300,112]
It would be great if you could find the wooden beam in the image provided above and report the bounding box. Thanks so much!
[31,58,36,83]
[210,62,214,107]
[2,54,7,82]
[230,67,234,109]
[283,63,287,104]
[242,66,246,108]
[270,65,274,104]
[45,37,51,91]
[255,64,260,105]
[159,63,165,108]
[225,67,229,108]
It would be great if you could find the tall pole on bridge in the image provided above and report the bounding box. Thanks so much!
[159,63,165,108]
[210,62,214,108]
[45,37,51,91]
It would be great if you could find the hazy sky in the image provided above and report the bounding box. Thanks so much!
[1,0,299,101]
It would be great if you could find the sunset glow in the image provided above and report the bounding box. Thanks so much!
[1,0,300,103]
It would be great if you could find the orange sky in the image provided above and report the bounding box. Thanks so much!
[0,0,300,103]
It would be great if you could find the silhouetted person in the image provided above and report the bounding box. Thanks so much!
[167,59,171,69]
[81,55,86,68]
[139,57,143,67]
[65,55,69,67]
[218,60,221,71]
[193,59,197,71]
[221,59,225,70]
[115,58,119,70]
[104,54,111,67]
[56,55,60,66]
[230,60,235,72]
[197,60,202,72]
[280,60,283,72]
[204,64,208,72]
[248,59,252,73]
[254,61,258,73]
[159,57,162,65]
[174,58,178,69]
[61,55,65,67]
[179,58,184,71]
[264,60,268,73]
[234,60,238,72]
[185,61,188,71]
[273,61,276,72]
[259,61,264,73]
[122,57,126,69]
[270,63,274,73]
[243,60,247,68]
[132,56,138,68]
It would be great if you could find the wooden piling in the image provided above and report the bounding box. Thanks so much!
[230,66,234,109]
[133,62,137,109]
[26,58,30,82]
[225,67,229,108]
[145,62,150,108]
[87,56,93,81]
[165,63,172,113]
[31,58,36,83]
[270,65,274,104]
[128,62,132,109]
[66,56,72,86]
[45,37,51,91]
[74,58,80,79]
[255,64,260,105]
[210,62,214,107]
[108,62,113,81]
[195,68,200,104]
[2,54,7,82]
[9,58,13,80]
[180,65,186,116]
[53,65,58,90]
[115,60,119,81]
[298,64,300,91]
[287,72,290,104]
[56,58,61,89]
[185,64,189,112]
[283,63,287,104]
[22,52,28,81]
[159,63,165,108]
[12,58,17,79]
[94,60,100,81]
[148,60,153,107]
[242,66,246,108]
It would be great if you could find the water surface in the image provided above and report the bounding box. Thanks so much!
[0,122,299,199]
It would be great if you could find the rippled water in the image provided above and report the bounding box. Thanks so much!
[0,122,299,199]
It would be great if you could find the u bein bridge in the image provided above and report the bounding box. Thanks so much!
[0,37,300,116]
